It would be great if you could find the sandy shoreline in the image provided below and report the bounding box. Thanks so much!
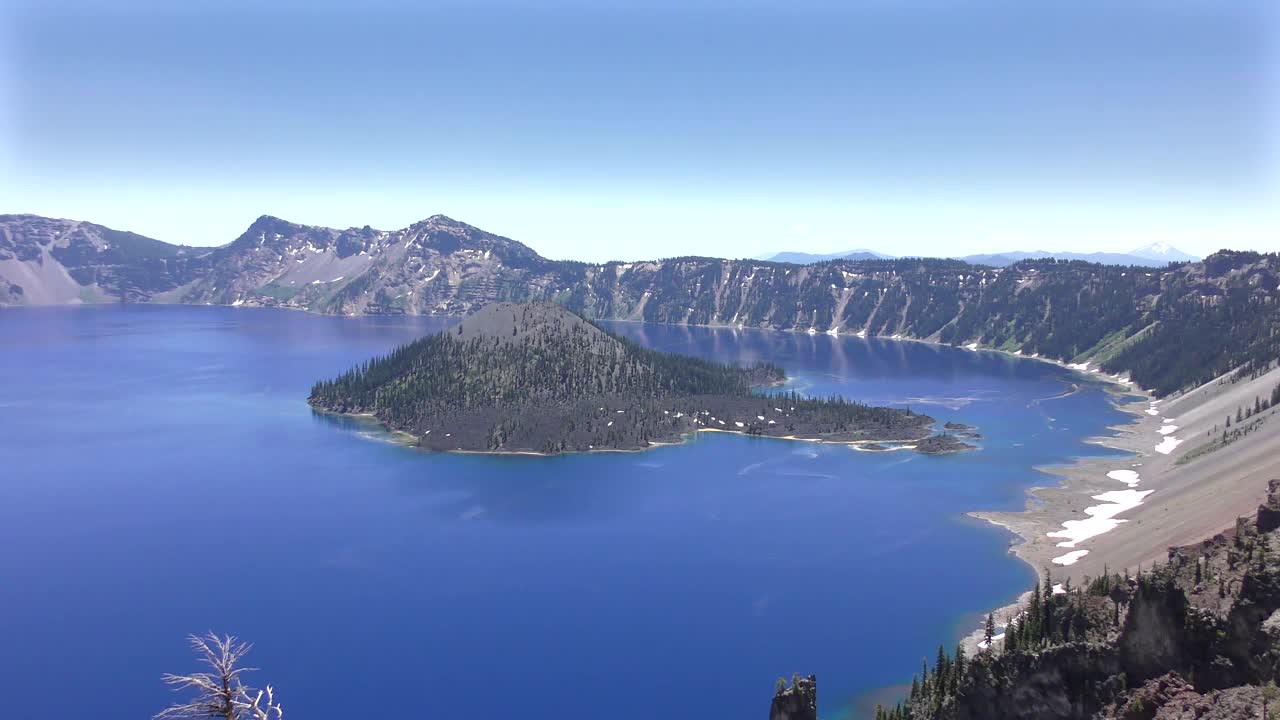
[958,354,1280,655]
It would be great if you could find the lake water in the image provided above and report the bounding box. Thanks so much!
[0,306,1130,719]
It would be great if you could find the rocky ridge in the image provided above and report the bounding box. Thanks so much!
[3,213,1277,395]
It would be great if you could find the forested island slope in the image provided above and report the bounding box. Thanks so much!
[308,303,948,454]
[5,212,1278,396]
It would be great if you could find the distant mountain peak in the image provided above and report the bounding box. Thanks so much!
[1128,242,1197,263]
[414,214,464,227]
[249,214,293,227]
[1136,241,1176,255]
[763,248,895,264]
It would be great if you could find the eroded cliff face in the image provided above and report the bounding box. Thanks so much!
[0,214,211,304]
[5,213,1280,394]
[942,645,1124,720]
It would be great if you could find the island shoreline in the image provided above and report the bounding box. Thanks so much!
[312,405,970,457]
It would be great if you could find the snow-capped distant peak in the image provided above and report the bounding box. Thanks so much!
[1138,242,1175,256]
[1129,242,1197,262]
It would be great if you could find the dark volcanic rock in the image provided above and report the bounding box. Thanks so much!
[914,434,977,455]
[770,675,817,720]
[1099,674,1266,720]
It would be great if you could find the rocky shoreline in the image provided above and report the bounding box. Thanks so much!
[318,405,978,457]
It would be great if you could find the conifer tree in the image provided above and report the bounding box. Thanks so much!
[935,645,948,689]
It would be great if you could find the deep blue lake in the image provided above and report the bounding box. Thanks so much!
[0,306,1130,719]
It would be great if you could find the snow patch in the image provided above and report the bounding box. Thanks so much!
[1052,550,1089,566]
[1047,489,1154,548]
[1106,470,1141,487]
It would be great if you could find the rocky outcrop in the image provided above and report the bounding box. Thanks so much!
[769,675,817,720]
[882,479,1280,720]
[1256,480,1280,534]
[1097,673,1266,720]
[940,644,1125,720]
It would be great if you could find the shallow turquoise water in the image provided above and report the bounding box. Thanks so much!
[0,306,1130,719]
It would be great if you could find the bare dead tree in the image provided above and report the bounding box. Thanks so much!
[155,632,283,720]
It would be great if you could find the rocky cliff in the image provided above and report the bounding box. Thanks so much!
[0,214,212,304]
[770,675,818,720]
[4,212,1278,395]
[863,479,1280,720]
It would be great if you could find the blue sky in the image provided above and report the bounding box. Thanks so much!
[2,0,1276,261]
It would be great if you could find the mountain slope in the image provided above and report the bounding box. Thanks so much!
[171,214,557,313]
[0,214,211,304]
[1,213,1272,397]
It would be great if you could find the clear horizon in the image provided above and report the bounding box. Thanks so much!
[3,0,1277,262]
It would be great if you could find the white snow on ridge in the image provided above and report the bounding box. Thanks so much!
[1155,436,1183,454]
[1159,424,1179,435]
